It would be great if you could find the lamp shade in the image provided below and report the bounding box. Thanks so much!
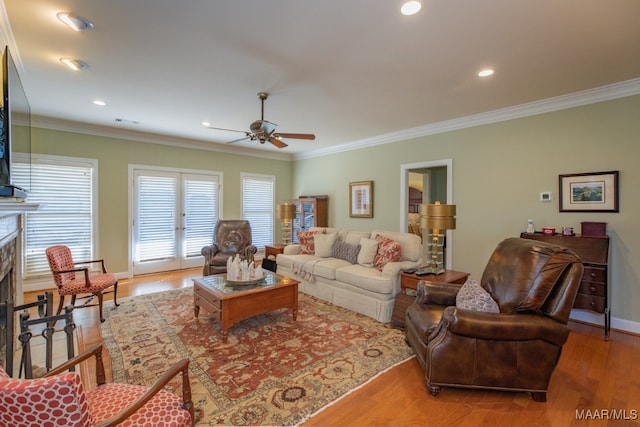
[419,202,456,230]
[277,203,296,220]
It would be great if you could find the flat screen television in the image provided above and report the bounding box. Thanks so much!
[0,45,31,199]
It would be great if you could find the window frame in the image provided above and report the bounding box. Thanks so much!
[13,153,98,286]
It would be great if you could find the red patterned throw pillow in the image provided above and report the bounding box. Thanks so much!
[373,235,402,271]
[297,230,325,255]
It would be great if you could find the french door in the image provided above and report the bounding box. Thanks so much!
[132,168,220,275]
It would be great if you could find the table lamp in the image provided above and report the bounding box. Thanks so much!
[419,201,456,274]
[277,203,297,245]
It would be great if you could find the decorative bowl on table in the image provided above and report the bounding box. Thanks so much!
[225,277,265,286]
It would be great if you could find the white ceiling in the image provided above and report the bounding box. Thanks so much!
[2,0,640,159]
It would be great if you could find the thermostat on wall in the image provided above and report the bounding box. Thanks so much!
[540,192,552,202]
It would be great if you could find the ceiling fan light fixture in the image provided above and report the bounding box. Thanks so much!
[57,12,94,31]
[60,58,89,71]
[401,1,422,16]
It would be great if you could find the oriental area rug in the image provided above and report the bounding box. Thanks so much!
[100,287,414,426]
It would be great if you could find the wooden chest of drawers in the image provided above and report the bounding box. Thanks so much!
[521,232,610,340]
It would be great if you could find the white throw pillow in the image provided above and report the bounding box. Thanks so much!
[314,232,338,257]
[357,237,379,267]
[456,277,500,313]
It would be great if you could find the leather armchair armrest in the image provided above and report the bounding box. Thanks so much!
[441,306,570,346]
[201,244,219,262]
[415,281,462,306]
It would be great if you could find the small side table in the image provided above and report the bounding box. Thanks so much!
[265,244,286,260]
[391,269,469,329]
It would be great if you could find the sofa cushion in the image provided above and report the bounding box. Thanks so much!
[335,264,395,295]
[314,258,352,280]
[343,231,371,245]
[374,235,402,271]
[275,254,320,270]
[314,232,338,257]
[331,241,361,264]
[357,238,379,267]
[298,230,324,255]
[372,230,422,262]
[456,277,500,313]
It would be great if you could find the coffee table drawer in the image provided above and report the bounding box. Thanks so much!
[194,284,222,316]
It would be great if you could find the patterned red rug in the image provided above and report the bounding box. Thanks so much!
[101,286,414,426]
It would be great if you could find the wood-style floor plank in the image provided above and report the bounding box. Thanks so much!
[23,268,640,426]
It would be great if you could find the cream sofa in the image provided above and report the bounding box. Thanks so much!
[276,227,422,322]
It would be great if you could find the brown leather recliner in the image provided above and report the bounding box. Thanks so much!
[405,237,584,402]
[201,220,258,275]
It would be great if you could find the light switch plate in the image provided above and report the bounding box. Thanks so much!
[540,192,552,202]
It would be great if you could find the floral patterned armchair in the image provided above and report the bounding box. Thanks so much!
[0,343,193,426]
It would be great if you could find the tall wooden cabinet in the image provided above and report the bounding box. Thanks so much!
[521,232,611,340]
[290,195,328,243]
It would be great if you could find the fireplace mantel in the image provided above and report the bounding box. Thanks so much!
[0,200,40,215]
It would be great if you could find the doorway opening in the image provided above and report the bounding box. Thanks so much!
[400,159,453,269]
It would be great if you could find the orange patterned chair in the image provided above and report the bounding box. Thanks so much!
[46,245,119,322]
[0,343,194,427]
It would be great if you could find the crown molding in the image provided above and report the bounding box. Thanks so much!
[26,77,640,163]
[31,116,294,162]
[294,78,640,160]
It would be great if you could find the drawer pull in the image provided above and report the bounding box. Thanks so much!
[591,301,596,307]
[589,286,596,293]
[590,272,597,278]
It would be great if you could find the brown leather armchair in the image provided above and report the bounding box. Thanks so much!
[405,237,583,402]
[201,220,258,275]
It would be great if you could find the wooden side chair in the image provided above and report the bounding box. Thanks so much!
[0,343,194,426]
[45,245,120,323]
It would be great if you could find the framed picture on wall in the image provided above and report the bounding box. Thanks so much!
[349,181,373,218]
[559,171,619,212]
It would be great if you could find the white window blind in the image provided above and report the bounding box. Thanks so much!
[184,176,218,258]
[135,174,178,262]
[13,156,95,278]
[241,173,274,249]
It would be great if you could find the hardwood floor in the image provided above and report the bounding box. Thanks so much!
[24,268,640,426]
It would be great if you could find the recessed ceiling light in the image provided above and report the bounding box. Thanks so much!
[60,58,89,71]
[401,1,422,16]
[478,68,495,78]
[93,100,106,106]
[57,12,94,31]
[202,121,211,127]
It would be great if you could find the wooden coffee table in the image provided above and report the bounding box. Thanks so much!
[193,272,299,343]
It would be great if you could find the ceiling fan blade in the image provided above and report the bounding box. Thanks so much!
[227,136,252,144]
[269,137,288,149]
[207,126,248,134]
[274,132,316,140]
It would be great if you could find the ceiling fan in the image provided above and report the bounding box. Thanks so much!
[207,92,316,148]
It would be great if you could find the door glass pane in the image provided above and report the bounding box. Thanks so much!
[136,175,177,262]
[184,176,218,258]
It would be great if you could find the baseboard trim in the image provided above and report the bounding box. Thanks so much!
[570,309,640,336]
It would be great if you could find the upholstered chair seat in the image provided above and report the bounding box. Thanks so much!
[0,344,193,427]
[46,245,119,323]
